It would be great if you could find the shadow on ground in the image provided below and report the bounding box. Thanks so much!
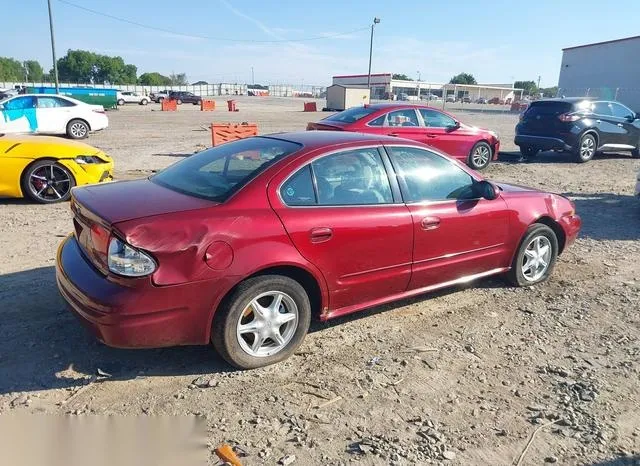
[498,150,634,164]
[0,265,509,395]
[564,192,640,241]
[591,457,640,466]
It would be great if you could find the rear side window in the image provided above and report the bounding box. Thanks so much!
[325,106,378,123]
[281,165,316,206]
[525,101,573,117]
[152,137,301,202]
[592,102,612,116]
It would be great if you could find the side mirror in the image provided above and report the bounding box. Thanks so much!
[446,121,460,132]
[474,180,498,200]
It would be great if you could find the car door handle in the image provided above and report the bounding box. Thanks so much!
[617,123,624,127]
[310,227,333,243]
[388,132,399,137]
[420,216,441,230]
[596,120,601,124]
[426,134,438,138]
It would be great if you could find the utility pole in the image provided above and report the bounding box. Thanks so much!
[47,0,60,93]
[417,70,421,99]
[251,67,254,85]
[537,75,541,93]
[366,17,381,90]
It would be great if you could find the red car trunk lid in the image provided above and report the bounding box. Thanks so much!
[306,122,346,131]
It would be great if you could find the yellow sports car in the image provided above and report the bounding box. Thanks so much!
[0,134,113,203]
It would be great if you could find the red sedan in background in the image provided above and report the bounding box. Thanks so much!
[307,103,500,170]
[56,132,580,369]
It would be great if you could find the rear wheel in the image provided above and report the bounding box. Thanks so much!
[140,99,148,105]
[157,97,165,103]
[212,275,311,369]
[575,133,596,163]
[117,99,125,106]
[506,224,558,287]
[193,100,201,106]
[176,99,183,105]
[468,141,492,170]
[21,160,76,204]
[519,145,539,158]
[66,119,90,139]
[631,144,640,159]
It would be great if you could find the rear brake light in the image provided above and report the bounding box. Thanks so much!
[558,113,580,122]
[108,237,156,277]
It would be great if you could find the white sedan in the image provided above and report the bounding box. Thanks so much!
[0,94,108,139]
[117,91,150,106]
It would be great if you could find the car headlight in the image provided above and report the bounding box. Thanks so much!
[108,237,156,277]
[75,155,105,164]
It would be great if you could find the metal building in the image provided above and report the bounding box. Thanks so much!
[558,35,640,111]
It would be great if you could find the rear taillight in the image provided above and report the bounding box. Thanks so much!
[558,113,580,122]
[90,224,110,259]
[108,237,156,277]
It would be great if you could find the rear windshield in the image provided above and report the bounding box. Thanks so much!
[525,101,576,116]
[152,137,301,202]
[325,106,378,123]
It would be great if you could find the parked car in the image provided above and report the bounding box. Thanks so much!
[150,90,171,103]
[0,134,113,203]
[476,97,488,104]
[168,91,202,105]
[515,98,640,162]
[117,91,149,106]
[461,96,472,104]
[0,94,108,139]
[446,95,457,103]
[56,132,581,369]
[488,97,505,105]
[307,103,500,170]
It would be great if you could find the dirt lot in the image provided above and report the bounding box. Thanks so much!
[0,97,638,465]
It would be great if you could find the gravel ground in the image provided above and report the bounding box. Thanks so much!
[0,97,638,465]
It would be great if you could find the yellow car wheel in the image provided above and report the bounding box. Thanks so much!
[21,160,76,204]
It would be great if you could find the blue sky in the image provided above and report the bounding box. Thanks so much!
[6,0,640,86]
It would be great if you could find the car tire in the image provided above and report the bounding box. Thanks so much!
[468,141,492,170]
[141,99,148,105]
[194,101,201,106]
[631,145,640,159]
[575,133,596,163]
[519,145,539,158]
[66,119,90,139]
[506,223,558,287]
[176,99,183,105]
[21,160,76,204]
[212,275,312,369]
[117,99,125,106]
[158,97,165,103]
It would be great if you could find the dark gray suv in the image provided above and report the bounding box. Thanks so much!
[515,98,640,162]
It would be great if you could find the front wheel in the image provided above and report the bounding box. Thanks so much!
[21,160,76,203]
[468,141,492,170]
[575,133,596,163]
[176,99,183,105]
[140,99,148,105]
[506,224,558,287]
[212,275,311,369]
[66,119,90,139]
[117,99,125,106]
[193,100,201,106]
[631,145,639,159]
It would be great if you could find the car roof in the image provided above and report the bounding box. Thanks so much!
[533,97,594,103]
[263,130,420,149]
[363,102,445,111]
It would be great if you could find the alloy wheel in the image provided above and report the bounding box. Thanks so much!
[69,122,88,138]
[29,164,72,201]
[472,145,491,168]
[236,291,298,357]
[521,236,552,282]
[580,136,595,160]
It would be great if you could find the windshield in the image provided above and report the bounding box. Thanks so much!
[151,137,302,202]
[325,106,378,123]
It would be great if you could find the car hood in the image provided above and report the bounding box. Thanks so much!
[0,135,103,158]
[72,178,217,224]
[495,182,541,193]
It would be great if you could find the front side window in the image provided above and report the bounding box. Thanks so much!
[153,137,301,202]
[419,108,456,128]
[610,102,634,119]
[312,148,393,205]
[3,96,36,110]
[388,147,475,202]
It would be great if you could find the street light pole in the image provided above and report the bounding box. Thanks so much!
[417,70,421,99]
[47,0,60,93]
[366,17,381,90]
[251,66,255,85]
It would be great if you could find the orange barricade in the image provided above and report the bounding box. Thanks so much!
[303,102,317,112]
[161,99,177,111]
[227,100,239,112]
[201,100,216,111]
[211,122,258,146]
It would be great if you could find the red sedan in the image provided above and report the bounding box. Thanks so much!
[307,103,500,170]
[56,132,581,369]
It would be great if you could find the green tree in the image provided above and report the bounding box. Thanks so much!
[540,86,558,98]
[191,80,208,85]
[24,60,44,81]
[169,73,188,85]
[449,73,477,85]
[138,72,172,86]
[57,50,137,84]
[514,80,538,95]
[0,57,24,81]
[392,73,412,81]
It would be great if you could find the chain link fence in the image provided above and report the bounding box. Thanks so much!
[557,87,640,111]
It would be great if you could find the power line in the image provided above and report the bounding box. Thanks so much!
[57,0,368,43]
